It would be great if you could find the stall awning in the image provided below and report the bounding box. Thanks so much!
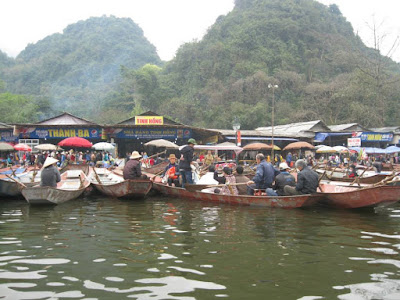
[314,132,352,142]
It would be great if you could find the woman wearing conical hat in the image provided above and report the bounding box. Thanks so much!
[40,157,61,187]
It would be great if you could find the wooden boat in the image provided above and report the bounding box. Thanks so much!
[0,170,41,197]
[90,168,152,198]
[21,170,90,205]
[60,163,90,175]
[152,182,322,208]
[318,183,400,209]
[324,173,389,184]
[143,161,169,175]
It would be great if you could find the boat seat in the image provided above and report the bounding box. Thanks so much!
[59,181,81,190]
[66,170,82,178]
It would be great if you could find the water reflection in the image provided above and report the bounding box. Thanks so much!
[1,196,400,299]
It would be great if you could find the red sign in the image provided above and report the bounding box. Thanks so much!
[237,130,241,146]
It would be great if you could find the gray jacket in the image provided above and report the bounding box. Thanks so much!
[296,167,319,194]
[40,165,61,187]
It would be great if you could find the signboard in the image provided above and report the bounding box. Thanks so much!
[0,130,18,142]
[135,116,164,125]
[17,127,102,139]
[113,128,191,139]
[353,132,393,142]
[347,137,361,147]
[237,130,241,146]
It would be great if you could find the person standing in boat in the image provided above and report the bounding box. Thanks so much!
[266,162,296,196]
[40,157,61,188]
[123,151,148,180]
[246,153,277,195]
[179,138,197,188]
[284,159,319,195]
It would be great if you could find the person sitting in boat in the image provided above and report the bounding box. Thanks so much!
[179,138,197,188]
[204,150,215,166]
[213,167,238,195]
[284,159,319,195]
[266,162,296,196]
[197,165,218,185]
[162,154,180,187]
[41,157,61,188]
[246,153,276,195]
[234,166,249,195]
[348,165,358,178]
[123,151,148,180]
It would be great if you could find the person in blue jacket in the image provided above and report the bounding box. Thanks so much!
[247,153,278,195]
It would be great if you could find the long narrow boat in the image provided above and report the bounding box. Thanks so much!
[318,183,400,209]
[21,170,90,204]
[0,170,41,197]
[90,168,152,198]
[316,168,392,184]
[152,182,322,208]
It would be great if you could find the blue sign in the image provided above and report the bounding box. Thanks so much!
[19,127,102,139]
[114,128,192,139]
[0,130,18,142]
[358,132,393,142]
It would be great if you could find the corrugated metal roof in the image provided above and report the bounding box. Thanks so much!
[256,120,330,134]
[37,112,97,125]
[370,127,400,133]
[328,123,369,132]
[0,122,13,129]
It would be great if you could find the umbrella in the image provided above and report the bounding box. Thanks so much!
[333,146,349,153]
[283,142,315,151]
[243,142,281,151]
[35,144,62,151]
[14,143,32,152]
[316,146,336,153]
[314,145,327,149]
[144,139,179,149]
[92,142,115,151]
[0,142,15,151]
[58,137,93,148]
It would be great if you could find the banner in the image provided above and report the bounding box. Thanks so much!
[135,116,164,125]
[347,137,361,147]
[0,130,18,142]
[353,132,393,142]
[237,130,241,146]
[114,128,191,139]
[17,127,102,139]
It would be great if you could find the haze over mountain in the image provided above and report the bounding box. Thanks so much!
[0,0,399,128]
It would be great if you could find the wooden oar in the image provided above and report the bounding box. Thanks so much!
[9,167,16,177]
[92,167,102,184]
[142,150,167,160]
[5,174,27,190]
[350,167,369,186]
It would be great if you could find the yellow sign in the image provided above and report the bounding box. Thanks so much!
[135,116,164,125]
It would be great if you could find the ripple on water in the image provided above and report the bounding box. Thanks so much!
[105,277,124,282]
[10,258,70,265]
[84,276,226,299]
[0,270,47,279]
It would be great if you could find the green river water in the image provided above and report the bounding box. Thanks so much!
[1,195,400,299]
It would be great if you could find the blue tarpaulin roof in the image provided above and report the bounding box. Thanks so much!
[314,132,352,142]
[349,146,400,154]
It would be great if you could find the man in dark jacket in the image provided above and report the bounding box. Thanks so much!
[41,157,61,187]
[266,162,296,196]
[123,151,147,180]
[178,138,197,188]
[284,159,319,195]
[247,153,277,195]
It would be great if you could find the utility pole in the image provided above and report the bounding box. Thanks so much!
[268,84,278,163]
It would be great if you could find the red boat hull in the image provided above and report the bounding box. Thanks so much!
[152,182,321,208]
[319,183,400,208]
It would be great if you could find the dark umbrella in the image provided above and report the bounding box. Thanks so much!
[58,137,93,148]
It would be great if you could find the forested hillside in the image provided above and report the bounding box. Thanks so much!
[1,1,399,128]
[0,16,161,122]
[120,0,400,129]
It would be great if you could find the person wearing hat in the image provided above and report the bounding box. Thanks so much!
[123,151,148,180]
[40,157,61,187]
[178,138,197,188]
[266,162,295,196]
[162,154,180,187]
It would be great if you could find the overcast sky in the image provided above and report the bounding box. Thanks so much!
[0,0,399,62]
